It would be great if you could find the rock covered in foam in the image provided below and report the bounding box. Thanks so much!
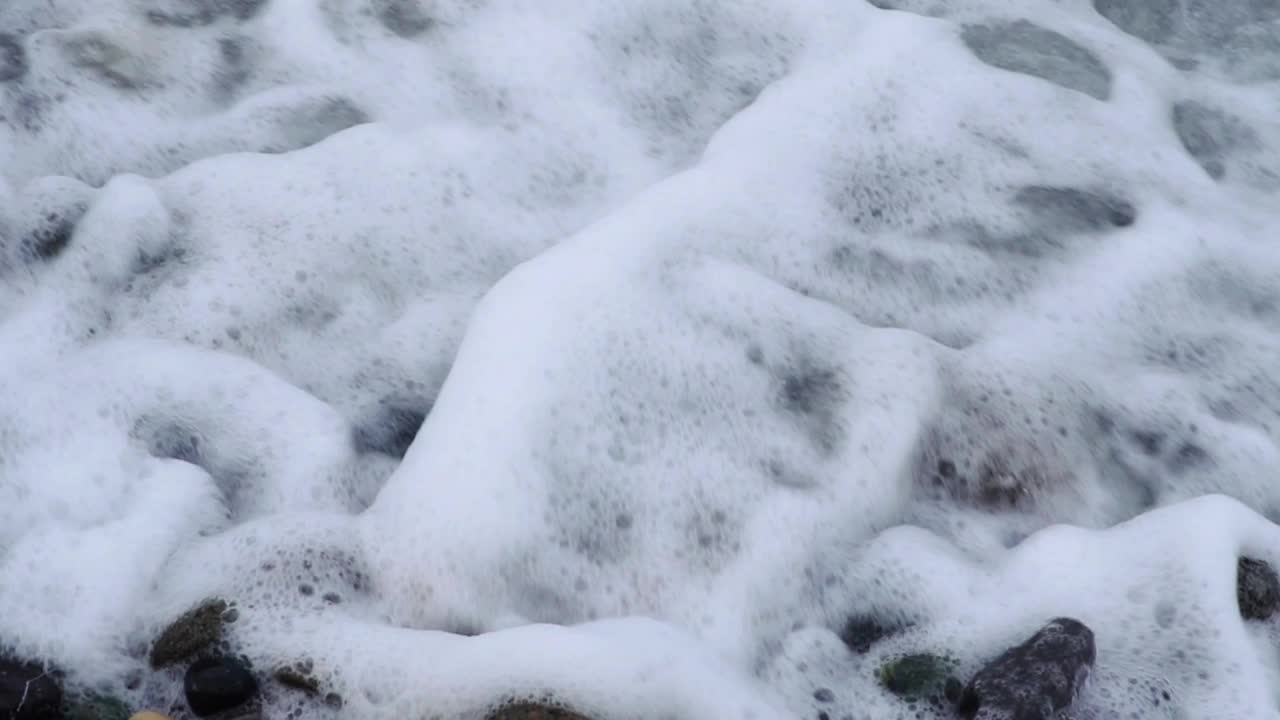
[840,615,905,655]
[486,702,593,720]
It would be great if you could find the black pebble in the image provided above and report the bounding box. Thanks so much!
[1238,557,1280,621]
[957,618,1095,720]
[0,658,62,720]
[184,657,258,717]
[0,33,26,83]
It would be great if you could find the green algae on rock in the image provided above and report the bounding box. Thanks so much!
[877,653,958,700]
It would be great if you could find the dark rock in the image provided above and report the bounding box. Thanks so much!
[957,618,1095,720]
[183,657,258,717]
[962,21,1112,101]
[1238,557,1280,621]
[0,658,63,720]
[485,702,592,720]
[878,653,958,700]
[0,33,26,83]
[1093,0,1180,44]
[63,693,131,720]
[150,599,232,668]
[839,615,902,654]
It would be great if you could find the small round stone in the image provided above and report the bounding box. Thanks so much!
[184,657,259,717]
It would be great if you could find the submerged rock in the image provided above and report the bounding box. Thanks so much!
[0,658,63,720]
[961,20,1113,100]
[183,657,258,717]
[1237,557,1280,621]
[64,693,131,720]
[150,599,233,668]
[957,618,1095,720]
[840,615,904,654]
[485,702,593,719]
[128,714,174,720]
[877,653,958,700]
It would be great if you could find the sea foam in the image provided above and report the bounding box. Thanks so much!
[2,1,1280,719]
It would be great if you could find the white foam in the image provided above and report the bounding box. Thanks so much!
[3,0,1280,718]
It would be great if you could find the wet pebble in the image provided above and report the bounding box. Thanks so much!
[184,657,258,717]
